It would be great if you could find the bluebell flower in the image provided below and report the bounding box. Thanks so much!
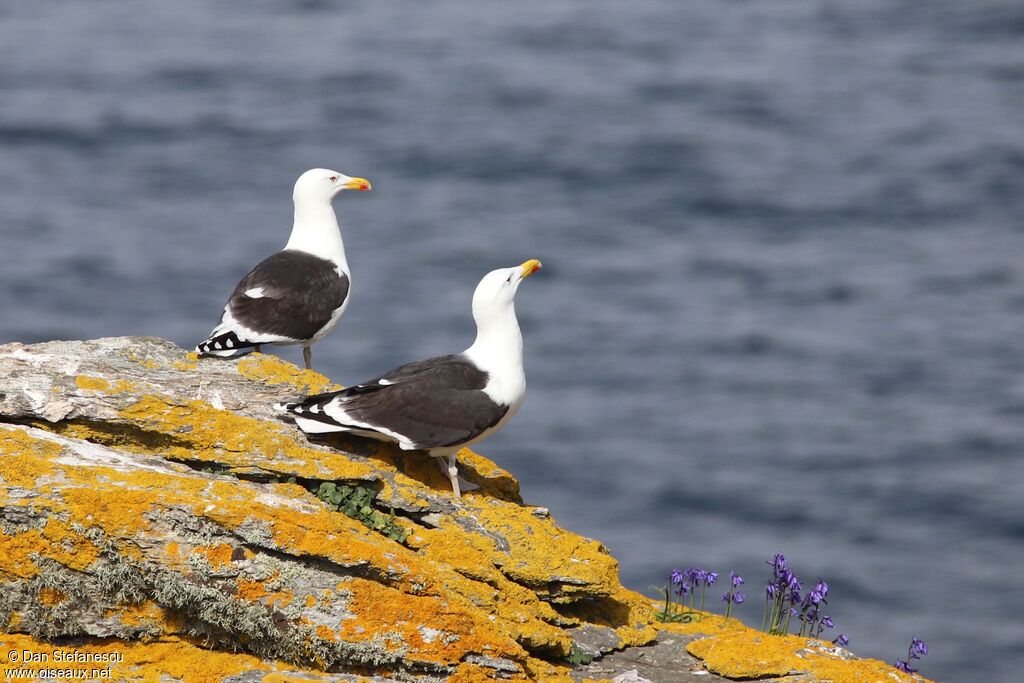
[670,569,684,585]
[895,660,917,674]
[833,634,849,647]
[895,636,928,674]
[730,571,744,588]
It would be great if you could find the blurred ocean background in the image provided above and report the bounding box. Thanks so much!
[2,2,1023,680]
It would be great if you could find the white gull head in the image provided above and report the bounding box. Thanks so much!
[286,167,371,266]
[293,167,371,204]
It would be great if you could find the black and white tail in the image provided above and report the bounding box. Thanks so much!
[275,391,350,433]
[195,330,254,357]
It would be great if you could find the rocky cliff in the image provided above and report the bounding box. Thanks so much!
[0,338,933,683]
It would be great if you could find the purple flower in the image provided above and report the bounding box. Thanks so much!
[730,571,744,588]
[706,571,719,586]
[821,616,834,629]
[675,581,691,597]
[833,634,849,647]
[766,584,777,598]
[733,592,745,604]
[895,660,917,674]
[670,569,684,585]
[769,553,788,572]
[895,637,928,674]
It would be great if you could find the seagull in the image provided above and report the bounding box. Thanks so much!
[278,260,542,497]
[196,168,371,370]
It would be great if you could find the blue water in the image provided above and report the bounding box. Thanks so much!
[3,2,1023,680]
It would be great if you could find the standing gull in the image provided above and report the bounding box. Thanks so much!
[278,259,542,497]
[196,168,371,370]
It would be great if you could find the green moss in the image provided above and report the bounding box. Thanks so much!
[565,645,594,666]
[312,482,410,544]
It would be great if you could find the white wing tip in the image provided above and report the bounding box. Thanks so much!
[293,415,347,434]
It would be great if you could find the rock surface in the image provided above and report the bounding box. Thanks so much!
[0,338,934,683]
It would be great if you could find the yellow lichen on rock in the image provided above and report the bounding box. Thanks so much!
[238,354,340,394]
[0,518,103,580]
[0,632,336,683]
[336,577,525,666]
[0,427,60,488]
[74,376,136,394]
[685,627,921,683]
[75,375,111,391]
[111,393,380,481]
[462,498,620,601]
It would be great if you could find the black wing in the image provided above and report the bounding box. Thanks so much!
[227,250,349,341]
[289,355,508,449]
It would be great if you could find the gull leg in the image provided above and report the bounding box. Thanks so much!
[253,345,262,354]
[447,453,461,499]
[434,455,461,498]
[303,346,313,370]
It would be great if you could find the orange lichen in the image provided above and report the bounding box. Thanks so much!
[39,587,67,606]
[114,394,379,481]
[0,632,339,683]
[112,601,167,629]
[0,427,61,487]
[235,578,292,608]
[127,353,161,369]
[75,375,111,391]
[337,577,525,666]
[304,594,317,608]
[0,518,102,579]
[454,498,620,601]
[237,355,340,394]
[73,375,135,394]
[199,543,235,569]
[236,578,270,601]
[686,628,923,683]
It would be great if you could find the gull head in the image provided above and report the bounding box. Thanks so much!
[472,259,542,321]
[293,168,371,205]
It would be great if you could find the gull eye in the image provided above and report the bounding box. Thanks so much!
[505,275,512,283]
[329,176,338,182]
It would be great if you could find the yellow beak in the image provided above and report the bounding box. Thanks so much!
[344,177,372,192]
[519,259,542,279]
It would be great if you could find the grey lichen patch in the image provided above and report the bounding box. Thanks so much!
[463,654,522,675]
[233,517,276,547]
[153,506,230,547]
[93,551,148,605]
[0,500,50,534]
